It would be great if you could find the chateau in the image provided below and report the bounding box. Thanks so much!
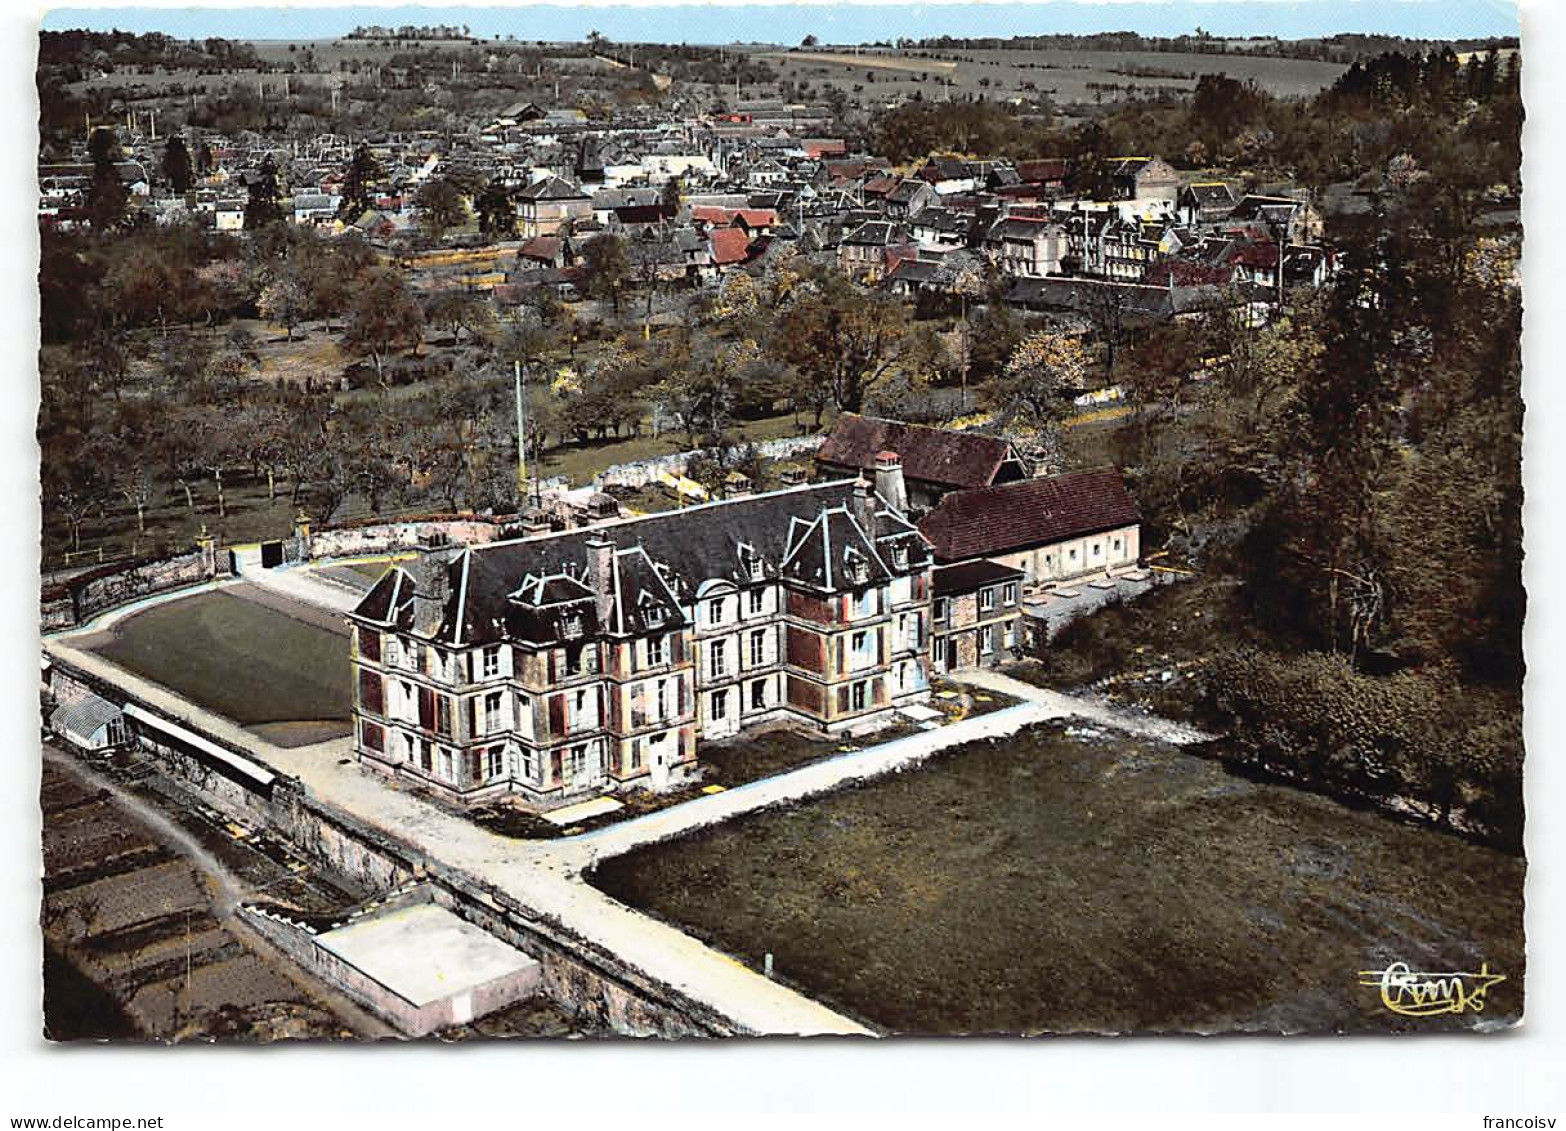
[347,461,936,806]
[346,453,1142,809]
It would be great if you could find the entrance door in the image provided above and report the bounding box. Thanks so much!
[648,733,671,790]
[945,638,959,672]
[570,743,601,790]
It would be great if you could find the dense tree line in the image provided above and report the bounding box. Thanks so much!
[869,44,1521,194]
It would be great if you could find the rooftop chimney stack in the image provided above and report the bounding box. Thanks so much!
[852,476,878,540]
[410,548,456,637]
[873,449,908,517]
[586,537,615,624]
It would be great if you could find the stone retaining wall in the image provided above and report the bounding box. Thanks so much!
[41,550,226,631]
[45,655,730,1038]
[593,434,824,491]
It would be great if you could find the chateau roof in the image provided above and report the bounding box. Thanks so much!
[351,481,930,647]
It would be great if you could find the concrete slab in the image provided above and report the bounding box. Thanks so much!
[317,903,537,1009]
[543,795,624,826]
[897,703,943,723]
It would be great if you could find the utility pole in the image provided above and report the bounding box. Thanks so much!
[514,359,529,507]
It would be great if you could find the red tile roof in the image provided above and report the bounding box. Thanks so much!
[917,467,1140,562]
[818,414,1014,490]
[692,205,777,230]
[710,227,751,265]
[519,236,563,262]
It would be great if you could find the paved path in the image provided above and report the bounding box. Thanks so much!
[567,703,1049,866]
[952,668,1214,745]
[244,564,365,616]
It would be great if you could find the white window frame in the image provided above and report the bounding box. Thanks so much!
[708,598,725,626]
[481,645,501,678]
[1003,582,1018,605]
[709,639,727,678]
[711,689,728,720]
[980,587,996,612]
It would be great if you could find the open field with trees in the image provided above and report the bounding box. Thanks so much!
[759,46,1347,108]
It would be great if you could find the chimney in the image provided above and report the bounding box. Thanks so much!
[586,536,615,624]
[873,450,908,516]
[852,476,878,541]
[409,548,455,637]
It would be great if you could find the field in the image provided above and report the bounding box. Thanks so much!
[83,586,352,744]
[757,46,1347,106]
[594,721,1525,1035]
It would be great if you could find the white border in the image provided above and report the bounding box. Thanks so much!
[1,1,1561,1119]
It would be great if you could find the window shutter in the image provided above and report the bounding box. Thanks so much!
[418,686,435,729]
[549,694,567,737]
[466,697,477,741]
[359,670,384,715]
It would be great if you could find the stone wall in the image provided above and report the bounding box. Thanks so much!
[42,550,225,631]
[306,516,520,560]
[593,434,824,492]
[46,655,731,1038]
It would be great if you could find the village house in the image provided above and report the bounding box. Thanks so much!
[516,174,594,238]
[837,220,915,278]
[986,215,1069,278]
[1107,156,1180,204]
[1178,181,1239,225]
[346,478,936,808]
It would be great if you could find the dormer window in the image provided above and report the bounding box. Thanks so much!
[891,542,908,569]
[844,546,870,585]
[562,614,585,640]
[739,544,765,581]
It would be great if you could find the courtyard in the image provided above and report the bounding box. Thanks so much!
[592,720,1526,1036]
[80,584,353,746]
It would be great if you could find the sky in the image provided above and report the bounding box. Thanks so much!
[41,1,1519,46]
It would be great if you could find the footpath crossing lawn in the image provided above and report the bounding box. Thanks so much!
[87,587,352,741]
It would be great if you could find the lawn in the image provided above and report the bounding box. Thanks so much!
[86,588,352,741]
[593,721,1525,1035]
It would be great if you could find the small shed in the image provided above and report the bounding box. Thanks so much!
[49,692,127,752]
